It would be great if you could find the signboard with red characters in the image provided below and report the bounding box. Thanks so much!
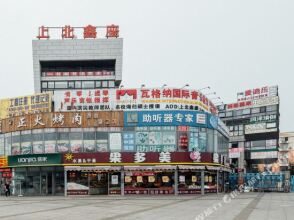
[54,88,218,115]
[62,152,213,165]
[37,24,119,39]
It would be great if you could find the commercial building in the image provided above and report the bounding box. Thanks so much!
[279,132,294,174]
[0,25,230,196]
[218,86,280,173]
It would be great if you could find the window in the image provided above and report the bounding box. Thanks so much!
[42,82,48,89]
[82,81,95,89]
[260,106,266,113]
[251,140,266,150]
[266,105,277,112]
[102,81,108,88]
[235,110,242,116]
[109,81,115,88]
[68,81,75,89]
[55,81,68,89]
[75,81,82,88]
[48,82,54,89]
[95,81,102,88]
[267,122,276,128]
[242,109,250,115]
[226,111,233,117]
[251,107,260,114]
[219,112,226,118]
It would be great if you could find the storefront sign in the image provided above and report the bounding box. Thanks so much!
[250,151,278,159]
[1,111,123,133]
[227,95,279,110]
[0,92,52,119]
[124,111,208,127]
[54,88,218,114]
[245,123,277,134]
[62,152,214,165]
[8,154,62,167]
[0,168,12,178]
[250,114,277,123]
[237,85,278,102]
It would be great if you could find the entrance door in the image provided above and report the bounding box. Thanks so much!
[89,172,108,195]
[41,172,52,195]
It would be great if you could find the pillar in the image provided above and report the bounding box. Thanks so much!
[174,169,178,195]
[121,169,124,196]
[64,169,67,196]
[216,170,219,194]
[201,170,205,195]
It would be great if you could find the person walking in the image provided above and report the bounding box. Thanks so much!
[5,182,10,197]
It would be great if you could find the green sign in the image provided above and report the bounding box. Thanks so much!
[8,153,62,167]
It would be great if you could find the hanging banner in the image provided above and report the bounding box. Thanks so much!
[53,88,218,114]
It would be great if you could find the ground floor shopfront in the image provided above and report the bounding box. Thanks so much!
[10,166,229,196]
[6,152,230,196]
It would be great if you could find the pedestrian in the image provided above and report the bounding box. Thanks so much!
[5,182,10,197]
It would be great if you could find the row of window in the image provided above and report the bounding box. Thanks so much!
[41,80,115,90]
[0,127,228,156]
[219,105,278,118]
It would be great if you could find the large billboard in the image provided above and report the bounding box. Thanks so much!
[53,88,218,114]
[0,92,52,119]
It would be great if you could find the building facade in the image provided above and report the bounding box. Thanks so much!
[0,25,230,196]
[218,86,280,173]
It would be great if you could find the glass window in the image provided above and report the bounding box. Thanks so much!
[84,131,96,152]
[69,130,83,153]
[32,129,43,154]
[267,122,276,128]
[0,135,4,156]
[245,141,251,149]
[75,81,82,89]
[226,111,233,117]
[55,81,68,89]
[260,106,266,113]
[235,110,243,116]
[5,133,11,156]
[229,126,234,132]
[82,81,95,89]
[68,81,75,89]
[95,81,102,88]
[102,81,108,88]
[109,81,115,88]
[44,130,56,153]
[96,132,108,152]
[266,105,277,112]
[218,112,225,118]
[57,131,70,153]
[242,109,250,115]
[238,125,243,130]
[42,82,47,89]
[21,131,32,155]
[48,82,54,89]
[251,107,260,114]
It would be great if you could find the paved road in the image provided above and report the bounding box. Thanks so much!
[0,193,293,220]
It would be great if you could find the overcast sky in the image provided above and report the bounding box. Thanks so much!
[0,0,293,132]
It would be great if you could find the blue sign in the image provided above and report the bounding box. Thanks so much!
[124,111,208,127]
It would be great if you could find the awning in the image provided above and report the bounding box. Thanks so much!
[178,165,205,170]
[65,166,121,172]
[124,165,176,171]
[205,166,221,171]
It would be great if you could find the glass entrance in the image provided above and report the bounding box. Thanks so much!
[89,172,108,195]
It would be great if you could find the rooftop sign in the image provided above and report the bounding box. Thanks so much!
[36,24,119,39]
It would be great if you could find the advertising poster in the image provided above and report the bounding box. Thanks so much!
[0,92,52,119]
[179,176,185,183]
[96,140,108,152]
[70,140,83,153]
[21,143,32,154]
[123,133,135,151]
[57,142,70,153]
[148,176,155,183]
[44,141,56,153]
[84,140,96,152]
[33,142,44,154]
[162,176,170,183]
[137,176,143,183]
[109,133,122,151]
[125,176,132,183]
[111,175,119,185]
[148,132,162,145]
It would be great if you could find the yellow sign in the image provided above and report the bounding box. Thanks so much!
[0,92,52,119]
[0,156,8,167]
[191,176,197,183]
[162,176,170,183]
[148,176,155,183]
[137,176,143,183]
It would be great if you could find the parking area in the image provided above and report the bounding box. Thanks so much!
[0,193,293,220]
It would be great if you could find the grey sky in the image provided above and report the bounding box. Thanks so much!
[0,0,293,131]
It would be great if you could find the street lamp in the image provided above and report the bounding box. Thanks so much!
[119,85,124,89]
[181,84,189,89]
[162,84,167,88]
[141,84,146,89]
[198,86,210,91]
[205,92,216,96]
